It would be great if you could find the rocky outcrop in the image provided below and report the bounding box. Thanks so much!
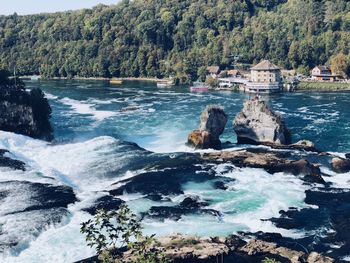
[331,157,350,173]
[82,195,124,215]
[187,105,227,149]
[82,234,334,263]
[240,239,333,263]
[233,100,291,145]
[201,149,325,183]
[141,195,220,221]
[0,76,53,140]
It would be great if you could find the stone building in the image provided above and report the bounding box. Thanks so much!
[246,60,282,93]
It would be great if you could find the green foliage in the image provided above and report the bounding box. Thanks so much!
[1,0,350,82]
[80,204,170,263]
[206,76,219,88]
[297,81,350,90]
[165,238,199,249]
[330,53,350,77]
[128,235,171,263]
[261,258,281,263]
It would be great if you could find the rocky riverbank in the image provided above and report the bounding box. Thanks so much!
[78,233,335,263]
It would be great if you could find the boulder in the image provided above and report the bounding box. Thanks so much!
[187,130,218,149]
[345,153,350,159]
[187,105,227,149]
[331,157,350,173]
[199,105,228,138]
[233,100,291,145]
[294,140,315,148]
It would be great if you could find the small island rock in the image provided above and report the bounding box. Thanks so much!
[187,105,227,149]
[233,100,291,145]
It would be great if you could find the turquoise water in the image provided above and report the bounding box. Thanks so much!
[26,79,350,153]
[0,80,349,262]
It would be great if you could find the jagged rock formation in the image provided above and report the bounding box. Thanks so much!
[233,100,291,145]
[187,105,227,149]
[0,71,53,140]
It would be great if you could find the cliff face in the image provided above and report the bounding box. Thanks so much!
[0,82,53,140]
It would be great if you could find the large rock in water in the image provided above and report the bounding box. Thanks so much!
[233,100,291,145]
[0,72,53,140]
[332,157,350,173]
[187,105,228,149]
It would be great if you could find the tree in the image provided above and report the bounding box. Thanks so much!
[1,0,350,81]
[80,204,170,263]
[330,53,350,77]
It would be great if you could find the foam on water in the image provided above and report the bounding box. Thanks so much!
[321,166,350,188]
[44,92,59,100]
[342,256,350,262]
[0,131,148,261]
[0,131,129,191]
[183,164,308,238]
[118,163,312,239]
[1,211,95,263]
[60,97,118,121]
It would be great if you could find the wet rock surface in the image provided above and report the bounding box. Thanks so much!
[0,181,77,253]
[82,195,124,215]
[0,181,77,215]
[201,148,325,183]
[267,187,350,260]
[142,196,220,221]
[0,149,25,170]
[233,100,291,145]
[187,105,227,149]
[109,160,232,197]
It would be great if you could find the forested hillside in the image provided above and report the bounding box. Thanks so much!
[1,0,350,81]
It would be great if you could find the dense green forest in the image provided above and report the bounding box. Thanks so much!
[1,0,350,82]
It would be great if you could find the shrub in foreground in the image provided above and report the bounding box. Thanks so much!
[80,204,170,263]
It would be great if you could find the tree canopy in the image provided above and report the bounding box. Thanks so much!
[1,0,350,81]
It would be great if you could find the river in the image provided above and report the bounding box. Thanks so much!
[0,80,350,262]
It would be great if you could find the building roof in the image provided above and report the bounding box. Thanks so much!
[251,60,280,71]
[227,69,241,76]
[313,65,331,72]
[206,66,220,74]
